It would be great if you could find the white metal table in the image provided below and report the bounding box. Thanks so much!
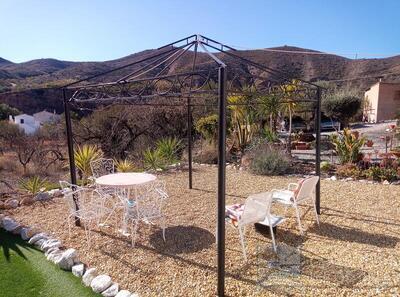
[95,172,157,234]
[96,172,157,188]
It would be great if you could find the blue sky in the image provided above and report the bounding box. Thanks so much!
[1,0,399,63]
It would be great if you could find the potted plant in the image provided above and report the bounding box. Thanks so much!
[365,139,374,147]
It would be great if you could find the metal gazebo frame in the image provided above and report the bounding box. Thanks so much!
[62,34,322,297]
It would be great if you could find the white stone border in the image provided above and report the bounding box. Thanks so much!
[0,214,138,297]
[324,175,400,185]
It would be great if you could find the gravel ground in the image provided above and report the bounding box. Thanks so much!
[9,166,400,296]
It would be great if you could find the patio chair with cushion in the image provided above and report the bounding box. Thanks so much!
[224,192,285,261]
[272,176,320,234]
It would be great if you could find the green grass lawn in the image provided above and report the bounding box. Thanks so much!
[0,229,100,297]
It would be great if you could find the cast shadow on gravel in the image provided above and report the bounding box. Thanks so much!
[308,222,399,248]
[149,225,214,254]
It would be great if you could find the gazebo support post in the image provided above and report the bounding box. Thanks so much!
[187,40,198,189]
[187,97,193,189]
[315,87,322,214]
[63,88,81,226]
[217,66,227,297]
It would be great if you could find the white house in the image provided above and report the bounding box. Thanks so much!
[33,110,61,124]
[9,110,61,135]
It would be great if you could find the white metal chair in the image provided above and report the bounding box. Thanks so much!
[90,158,115,179]
[62,187,104,248]
[272,176,320,234]
[224,192,285,261]
[122,182,168,247]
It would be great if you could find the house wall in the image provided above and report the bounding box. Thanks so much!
[364,82,400,122]
[376,83,400,122]
[9,114,40,135]
[364,83,380,123]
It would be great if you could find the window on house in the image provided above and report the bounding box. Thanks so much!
[20,119,24,124]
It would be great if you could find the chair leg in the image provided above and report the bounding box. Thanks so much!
[131,220,139,247]
[238,226,247,261]
[269,225,277,253]
[161,217,166,242]
[313,200,320,225]
[294,204,304,235]
[83,220,91,249]
[67,216,72,241]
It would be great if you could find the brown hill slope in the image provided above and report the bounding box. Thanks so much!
[1,46,400,113]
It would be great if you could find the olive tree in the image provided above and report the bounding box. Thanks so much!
[322,89,362,127]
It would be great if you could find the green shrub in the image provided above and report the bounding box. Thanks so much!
[156,137,182,165]
[0,103,20,120]
[195,114,218,144]
[331,128,365,164]
[336,164,363,178]
[320,161,331,172]
[365,167,398,182]
[19,176,48,195]
[143,149,165,170]
[250,146,290,175]
[115,159,135,172]
[260,127,279,143]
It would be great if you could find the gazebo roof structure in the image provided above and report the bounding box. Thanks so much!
[64,34,320,106]
[62,34,322,297]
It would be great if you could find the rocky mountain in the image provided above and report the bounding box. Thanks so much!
[1,45,400,114]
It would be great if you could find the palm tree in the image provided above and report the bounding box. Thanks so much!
[257,93,282,132]
[228,93,257,153]
[279,79,303,153]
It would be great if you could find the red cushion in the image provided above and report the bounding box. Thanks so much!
[293,178,305,197]
[225,204,245,227]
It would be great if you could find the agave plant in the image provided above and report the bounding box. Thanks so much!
[331,128,366,164]
[156,137,182,165]
[115,159,135,172]
[73,144,103,182]
[143,148,165,170]
[19,176,48,196]
[228,94,258,152]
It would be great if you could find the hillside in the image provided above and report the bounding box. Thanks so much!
[1,45,400,114]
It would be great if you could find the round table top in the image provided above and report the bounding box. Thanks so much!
[95,172,157,188]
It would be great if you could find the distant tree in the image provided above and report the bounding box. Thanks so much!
[322,90,362,127]
[279,79,304,153]
[15,136,39,175]
[0,103,20,120]
[257,94,282,132]
[0,120,24,148]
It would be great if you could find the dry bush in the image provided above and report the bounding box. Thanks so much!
[192,140,218,164]
[0,155,19,173]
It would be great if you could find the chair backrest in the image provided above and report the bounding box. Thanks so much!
[63,187,98,216]
[150,180,169,200]
[239,192,271,226]
[90,158,115,178]
[129,183,167,220]
[295,176,319,202]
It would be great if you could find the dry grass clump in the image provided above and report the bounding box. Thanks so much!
[9,166,400,296]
